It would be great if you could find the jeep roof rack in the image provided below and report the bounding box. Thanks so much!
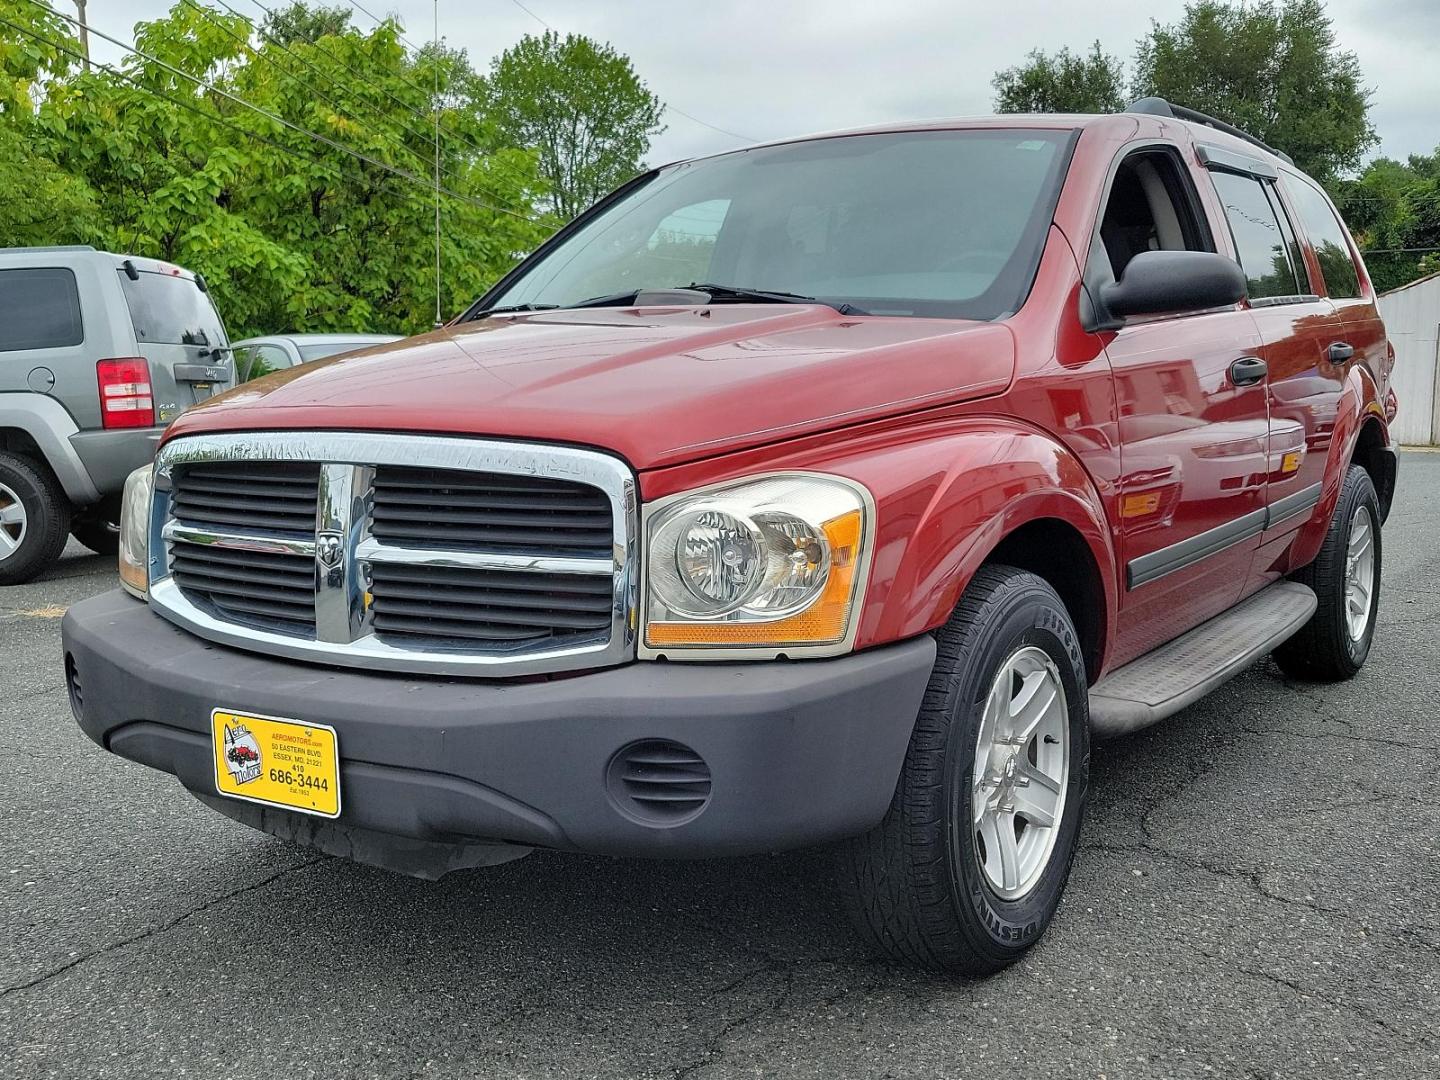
[1125,96,1295,168]
[0,244,98,254]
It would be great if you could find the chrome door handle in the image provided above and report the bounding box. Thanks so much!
[1229,356,1268,386]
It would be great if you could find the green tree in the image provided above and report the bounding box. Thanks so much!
[992,42,1126,114]
[20,1,549,335]
[1332,148,1440,291]
[481,31,664,220]
[259,1,353,46]
[1131,0,1374,181]
[0,0,99,245]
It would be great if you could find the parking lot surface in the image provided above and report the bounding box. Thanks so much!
[3,453,1438,1079]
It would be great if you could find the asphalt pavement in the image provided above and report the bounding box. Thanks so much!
[3,453,1438,1079]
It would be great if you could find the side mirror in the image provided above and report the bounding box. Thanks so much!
[1096,250,1247,328]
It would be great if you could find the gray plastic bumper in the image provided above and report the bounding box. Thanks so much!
[62,591,935,875]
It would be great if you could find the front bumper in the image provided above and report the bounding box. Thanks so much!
[62,591,935,877]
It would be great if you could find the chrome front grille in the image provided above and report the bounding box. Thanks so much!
[148,432,637,677]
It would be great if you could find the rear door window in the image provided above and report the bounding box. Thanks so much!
[0,268,83,351]
[1209,171,1305,301]
[1283,178,1362,298]
[119,270,227,347]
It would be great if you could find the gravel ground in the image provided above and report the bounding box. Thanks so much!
[2,452,1437,1079]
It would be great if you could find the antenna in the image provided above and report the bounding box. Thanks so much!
[433,0,442,329]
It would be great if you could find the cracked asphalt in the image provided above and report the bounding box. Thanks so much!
[3,452,1438,1079]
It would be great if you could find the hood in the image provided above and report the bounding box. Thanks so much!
[169,305,1015,470]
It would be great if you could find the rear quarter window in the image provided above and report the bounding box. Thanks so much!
[0,268,83,352]
[1284,178,1362,299]
[119,270,227,347]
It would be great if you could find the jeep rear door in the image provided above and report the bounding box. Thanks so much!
[117,267,232,422]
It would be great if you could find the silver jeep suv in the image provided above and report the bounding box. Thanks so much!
[0,246,233,584]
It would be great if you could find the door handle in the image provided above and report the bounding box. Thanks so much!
[1328,341,1355,362]
[1229,356,1268,386]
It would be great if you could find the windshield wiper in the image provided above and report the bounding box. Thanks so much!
[684,283,868,316]
[473,303,561,318]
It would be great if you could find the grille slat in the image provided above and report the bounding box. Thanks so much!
[169,537,316,636]
[368,562,611,648]
[371,465,612,554]
[172,461,320,537]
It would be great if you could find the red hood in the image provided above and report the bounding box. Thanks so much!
[172,306,1015,469]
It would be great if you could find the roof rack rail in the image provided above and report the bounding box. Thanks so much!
[0,244,98,254]
[1125,96,1295,167]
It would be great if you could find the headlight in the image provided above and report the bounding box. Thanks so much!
[643,474,871,655]
[117,464,154,599]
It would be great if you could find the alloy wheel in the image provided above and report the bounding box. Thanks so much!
[0,482,27,561]
[971,645,1070,900]
[1344,505,1376,642]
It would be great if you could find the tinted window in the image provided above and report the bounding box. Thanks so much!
[235,344,291,382]
[0,268,83,352]
[119,270,226,347]
[486,130,1074,321]
[1210,171,1303,300]
[1285,178,1362,298]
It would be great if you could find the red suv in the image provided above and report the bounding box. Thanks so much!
[62,99,1397,975]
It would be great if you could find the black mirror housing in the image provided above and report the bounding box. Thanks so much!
[1096,250,1247,328]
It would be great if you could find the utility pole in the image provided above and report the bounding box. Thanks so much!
[73,0,90,71]
[433,0,442,329]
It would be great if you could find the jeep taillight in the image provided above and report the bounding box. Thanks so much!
[97,358,154,429]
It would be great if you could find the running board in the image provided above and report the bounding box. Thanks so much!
[1089,581,1317,738]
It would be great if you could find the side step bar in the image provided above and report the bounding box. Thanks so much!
[1089,581,1317,738]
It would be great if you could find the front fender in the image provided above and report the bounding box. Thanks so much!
[640,416,1120,665]
[851,421,1118,655]
[1288,361,1388,570]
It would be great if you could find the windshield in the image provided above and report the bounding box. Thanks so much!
[119,270,227,347]
[484,129,1074,321]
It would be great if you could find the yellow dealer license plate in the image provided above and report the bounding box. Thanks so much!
[211,709,341,818]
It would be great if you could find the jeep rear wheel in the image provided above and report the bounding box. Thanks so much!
[0,452,72,585]
[837,565,1089,976]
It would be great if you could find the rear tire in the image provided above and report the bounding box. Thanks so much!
[1273,465,1381,681]
[837,565,1089,976]
[0,452,72,586]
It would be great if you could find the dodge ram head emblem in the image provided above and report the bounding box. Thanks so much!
[317,531,344,570]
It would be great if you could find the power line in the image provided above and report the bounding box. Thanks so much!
[180,0,434,168]
[27,0,539,221]
[242,0,494,164]
[188,0,489,196]
[503,0,759,144]
[0,9,494,227]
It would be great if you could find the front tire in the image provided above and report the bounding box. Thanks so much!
[837,565,1089,976]
[1273,465,1381,681]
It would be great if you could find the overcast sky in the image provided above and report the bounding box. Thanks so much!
[90,0,1438,168]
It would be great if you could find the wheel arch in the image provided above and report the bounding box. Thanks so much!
[983,517,1107,683]
[851,421,1119,681]
[1350,413,1394,524]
